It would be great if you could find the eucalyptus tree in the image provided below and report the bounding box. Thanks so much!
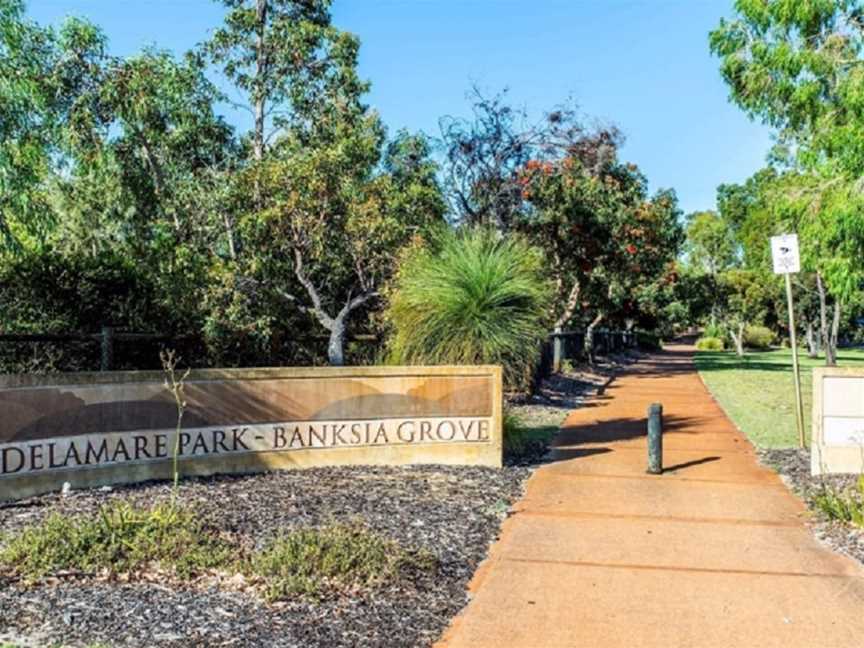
[206,1,447,365]
[47,49,238,262]
[245,125,445,365]
[684,211,738,278]
[682,209,740,327]
[205,0,359,163]
[719,268,774,357]
[711,0,864,363]
[0,1,105,251]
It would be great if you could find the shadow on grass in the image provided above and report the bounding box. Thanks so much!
[693,350,863,373]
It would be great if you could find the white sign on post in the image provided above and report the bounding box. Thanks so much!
[770,234,800,274]
[771,232,806,447]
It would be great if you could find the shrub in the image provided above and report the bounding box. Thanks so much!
[744,325,775,349]
[249,523,436,601]
[703,322,725,339]
[0,250,175,373]
[695,336,724,351]
[0,504,438,603]
[385,227,552,390]
[0,501,232,581]
[811,477,864,527]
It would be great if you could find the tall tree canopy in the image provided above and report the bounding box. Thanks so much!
[439,90,682,351]
[711,0,864,362]
[205,0,363,161]
[684,210,738,277]
[0,1,106,250]
[0,0,447,370]
[710,0,864,296]
[710,0,864,176]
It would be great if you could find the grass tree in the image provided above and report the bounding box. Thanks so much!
[385,227,552,390]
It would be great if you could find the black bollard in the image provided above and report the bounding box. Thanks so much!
[647,403,663,474]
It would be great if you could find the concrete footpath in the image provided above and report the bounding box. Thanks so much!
[438,345,864,648]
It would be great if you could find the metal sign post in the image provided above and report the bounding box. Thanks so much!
[770,234,806,448]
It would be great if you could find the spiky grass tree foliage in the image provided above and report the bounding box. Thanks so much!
[386,227,552,390]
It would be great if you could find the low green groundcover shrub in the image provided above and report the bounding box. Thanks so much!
[0,501,232,581]
[385,227,552,391]
[744,325,775,350]
[695,336,724,351]
[248,523,436,601]
[0,502,436,603]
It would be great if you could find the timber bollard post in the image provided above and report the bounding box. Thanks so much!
[647,402,663,474]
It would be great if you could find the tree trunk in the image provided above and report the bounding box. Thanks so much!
[327,316,346,366]
[251,0,268,207]
[816,272,832,365]
[827,301,841,367]
[253,0,267,163]
[289,248,377,367]
[553,278,581,331]
[816,273,840,366]
[223,212,238,260]
[584,312,604,365]
[729,322,745,357]
[805,320,819,359]
[135,129,180,231]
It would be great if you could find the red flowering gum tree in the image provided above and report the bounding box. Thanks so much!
[516,156,682,359]
[439,88,682,353]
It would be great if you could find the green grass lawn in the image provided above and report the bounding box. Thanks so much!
[694,348,864,449]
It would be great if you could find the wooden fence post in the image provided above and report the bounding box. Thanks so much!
[100,326,114,372]
[552,327,563,372]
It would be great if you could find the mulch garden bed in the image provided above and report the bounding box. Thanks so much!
[759,448,864,566]
[0,465,528,648]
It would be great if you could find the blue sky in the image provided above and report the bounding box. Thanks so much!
[29,0,773,215]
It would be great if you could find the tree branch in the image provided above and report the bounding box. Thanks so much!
[341,289,379,318]
[292,247,334,330]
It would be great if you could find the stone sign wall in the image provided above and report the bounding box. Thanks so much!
[811,367,864,475]
[0,365,502,500]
